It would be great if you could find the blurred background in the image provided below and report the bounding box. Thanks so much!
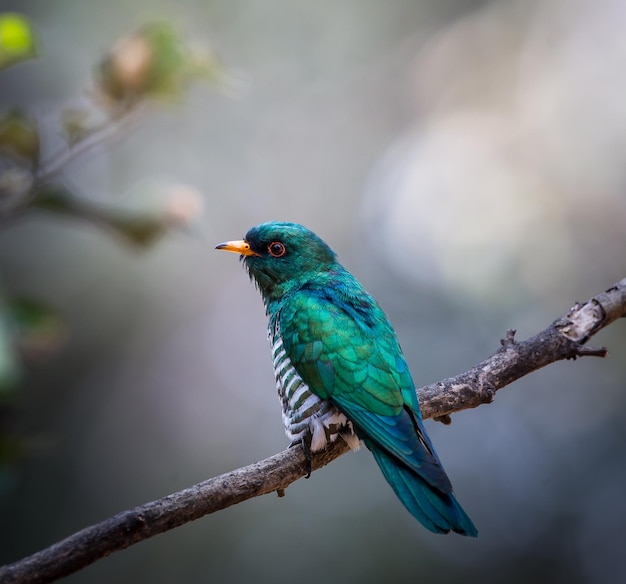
[1,0,626,582]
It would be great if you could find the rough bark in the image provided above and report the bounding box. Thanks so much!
[1,277,625,584]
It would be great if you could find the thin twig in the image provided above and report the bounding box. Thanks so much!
[1,277,625,584]
[35,104,146,185]
[0,105,146,221]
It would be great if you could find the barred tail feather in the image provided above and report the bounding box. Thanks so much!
[369,443,478,537]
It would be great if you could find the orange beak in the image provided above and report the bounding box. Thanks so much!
[215,239,257,256]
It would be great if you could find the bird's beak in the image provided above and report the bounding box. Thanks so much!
[215,239,257,256]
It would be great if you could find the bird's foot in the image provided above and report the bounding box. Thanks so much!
[289,437,313,478]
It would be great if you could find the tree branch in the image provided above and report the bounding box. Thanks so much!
[1,278,625,584]
[420,278,626,420]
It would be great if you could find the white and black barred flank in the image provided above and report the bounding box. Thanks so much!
[269,326,361,453]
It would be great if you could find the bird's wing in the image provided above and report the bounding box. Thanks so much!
[280,287,452,492]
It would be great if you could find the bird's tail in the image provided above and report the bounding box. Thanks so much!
[369,443,477,537]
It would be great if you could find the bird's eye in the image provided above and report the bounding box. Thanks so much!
[268,242,286,257]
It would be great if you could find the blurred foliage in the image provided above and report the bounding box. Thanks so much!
[0,294,20,393]
[8,298,68,364]
[0,13,36,71]
[96,21,221,106]
[0,111,39,167]
[0,294,68,395]
[31,187,170,248]
[0,16,221,458]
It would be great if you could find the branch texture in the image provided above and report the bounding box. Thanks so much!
[1,278,625,584]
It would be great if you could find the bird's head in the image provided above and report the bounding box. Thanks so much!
[216,221,338,302]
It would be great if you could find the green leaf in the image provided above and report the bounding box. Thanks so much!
[0,110,40,166]
[0,291,69,392]
[0,13,37,71]
[141,22,187,98]
[9,298,68,363]
[94,21,221,106]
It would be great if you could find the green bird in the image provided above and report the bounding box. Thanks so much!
[216,221,477,536]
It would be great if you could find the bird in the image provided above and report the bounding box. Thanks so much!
[216,221,477,536]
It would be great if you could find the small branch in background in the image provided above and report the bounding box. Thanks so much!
[0,19,226,222]
[0,105,147,221]
[34,105,146,186]
[1,277,624,584]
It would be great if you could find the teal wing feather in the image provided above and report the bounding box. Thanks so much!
[279,282,449,492]
[279,282,476,535]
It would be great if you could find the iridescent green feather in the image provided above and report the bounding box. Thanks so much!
[279,284,451,488]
